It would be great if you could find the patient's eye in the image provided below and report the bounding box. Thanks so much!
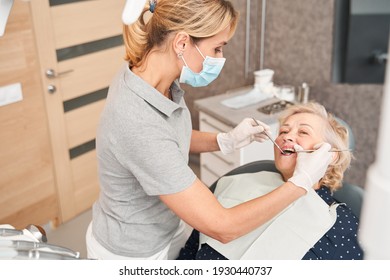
[298,129,310,136]
[279,130,288,135]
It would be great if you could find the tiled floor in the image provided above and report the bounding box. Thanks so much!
[45,157,200,259]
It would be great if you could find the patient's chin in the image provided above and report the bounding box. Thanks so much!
[275,164,294,181]
[275,158,295,174]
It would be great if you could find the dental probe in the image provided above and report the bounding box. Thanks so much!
[293,149,352,153]
[252,117,285,154]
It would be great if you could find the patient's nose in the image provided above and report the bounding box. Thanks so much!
[281,132,295,143]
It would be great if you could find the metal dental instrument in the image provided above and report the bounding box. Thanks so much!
[294,149,352,153]
[252,117,285,154]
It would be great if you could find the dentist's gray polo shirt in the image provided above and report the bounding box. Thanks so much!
[92,64,196,257]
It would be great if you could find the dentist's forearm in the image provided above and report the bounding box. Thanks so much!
[190,130,220,153]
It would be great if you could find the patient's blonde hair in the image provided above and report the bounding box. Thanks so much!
[123,0,239,68]
[278,102,352,191]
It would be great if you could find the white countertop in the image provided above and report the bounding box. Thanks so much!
[194,86,285,127]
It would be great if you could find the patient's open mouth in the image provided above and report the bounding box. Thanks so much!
[282,148,295,155]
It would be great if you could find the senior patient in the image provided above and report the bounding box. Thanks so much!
[177,102,364,260]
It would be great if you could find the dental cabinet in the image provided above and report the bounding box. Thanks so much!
[195,86,289,187]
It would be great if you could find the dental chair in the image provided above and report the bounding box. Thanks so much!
[209,160,363,219]
[209,117,364,219]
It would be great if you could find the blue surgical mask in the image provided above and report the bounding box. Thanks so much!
[179,45,226,87]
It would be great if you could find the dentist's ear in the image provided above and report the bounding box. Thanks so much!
[173,32,189,54]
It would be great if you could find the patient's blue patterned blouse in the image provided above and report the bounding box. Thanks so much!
[177,186,364,260]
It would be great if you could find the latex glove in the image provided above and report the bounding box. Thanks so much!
[217,118,270,154]
[288,142,333,192]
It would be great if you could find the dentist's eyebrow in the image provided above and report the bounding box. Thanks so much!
[217,41,228,46]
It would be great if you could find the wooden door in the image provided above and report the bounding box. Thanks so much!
[30,0,125,223]
[0,0,59,229]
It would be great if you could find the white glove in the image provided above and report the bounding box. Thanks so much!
[288,142,333,192]
[217,118,270,154]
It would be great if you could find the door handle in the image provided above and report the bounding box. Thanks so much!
[45,68,73,79]
[371,50,388,65]
[47,84,56,94]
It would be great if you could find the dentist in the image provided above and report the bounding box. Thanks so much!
[86,0,333,260]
